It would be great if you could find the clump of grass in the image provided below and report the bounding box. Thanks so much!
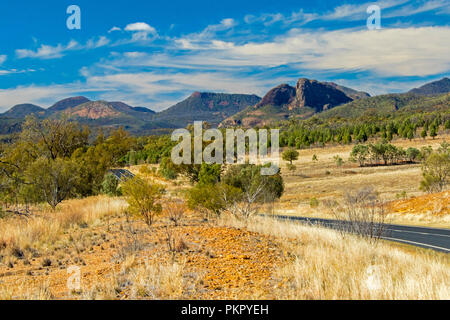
[82,259,190,300]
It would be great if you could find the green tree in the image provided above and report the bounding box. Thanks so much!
[198,163,222,185]
[445,120,450,130]
[420,145,449,193]
[429,125,438,139]
[282,148,299,171]
[406,148,420,163]
[350,144,369,167]
[282,148,299,166]
[420,127,428,139]
[25,157,79,209]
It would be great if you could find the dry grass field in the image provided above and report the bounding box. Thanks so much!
[0,196,448,300]
[0,135,448,300]
[274,134,450,228]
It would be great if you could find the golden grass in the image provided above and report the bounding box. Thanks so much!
[0,281,54,300]
[81,258,190,300]
[273,134,450,227]
[0,196,127,253]
[220,215,450,300]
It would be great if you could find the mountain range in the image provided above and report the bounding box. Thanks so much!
[1,77,449,134]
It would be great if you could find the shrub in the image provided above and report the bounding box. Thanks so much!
[101,173,122,197]
[333,155,344,167]
[331,187,388,244]
[198,163,222,185]
[122,176,165,227]
[420,149,449,193]
[158,157,178,180]
[309,198,319,208]
[164,201,186,226]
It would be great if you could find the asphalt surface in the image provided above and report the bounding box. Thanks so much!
[269,215,450,253]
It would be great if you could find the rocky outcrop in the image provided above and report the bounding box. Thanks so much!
[254,84,296,109]
[288,78,353,112]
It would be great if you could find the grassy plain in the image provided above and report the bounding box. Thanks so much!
[274,133,450,228]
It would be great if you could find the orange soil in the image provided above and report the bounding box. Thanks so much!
[388,191,449,216]
[0,215,285,299]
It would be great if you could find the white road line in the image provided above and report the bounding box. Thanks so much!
[270,215,450,252]
[387,229,450,238]
[381,236,450,253]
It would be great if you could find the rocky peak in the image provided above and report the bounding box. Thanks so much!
[289,78,353,112]
[255,84,296,108]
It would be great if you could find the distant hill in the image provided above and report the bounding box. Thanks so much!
[409,77,450,96]
[318,92,450,120]
[222,78,369,127]
[47,96,91,113]
[1,76,448,135]
[0,99,165,135]
[324,82,371,100]
[1,104,45,118]
[132,106,155,114]
[154,92,261,127]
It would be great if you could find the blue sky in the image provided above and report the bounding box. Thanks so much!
[0,0,449,111]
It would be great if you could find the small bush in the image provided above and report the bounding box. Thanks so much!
[122,176,165,227]
[101,174,122,197]
[310,198,319,208]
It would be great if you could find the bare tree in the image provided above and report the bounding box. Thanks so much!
[331,187,389,245]
[220,180,266,219]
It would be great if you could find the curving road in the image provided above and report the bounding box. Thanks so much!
[269,215,450,253]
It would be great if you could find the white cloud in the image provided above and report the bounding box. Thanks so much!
[125,22,156,32]
[123,22,158,41]
[0,84,77,110]
[169,26,450,77]
[108,26,122,33]
[86,36,110,49]
[0,55,6,65]
[16,40,79,59]
[242,0,447,28]
[15,36,112,60]
[385,0,450,18]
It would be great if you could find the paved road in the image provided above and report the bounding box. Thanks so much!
[268,215,450,253]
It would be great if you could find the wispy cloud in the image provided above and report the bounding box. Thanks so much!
[16,40,79,59]
[108,26,122,33]
[15,36,111,59]
[0,83,94,110]
[151,26,450,77]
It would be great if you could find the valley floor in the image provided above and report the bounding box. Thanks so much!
[274,134,450,228]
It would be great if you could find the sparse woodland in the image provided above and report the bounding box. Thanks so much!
[0,116,448,300]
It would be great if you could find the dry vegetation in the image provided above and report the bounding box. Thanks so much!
[0,194,448,300]
[273,134,450,228]
[0,134,449,300]
[221,216,449,299]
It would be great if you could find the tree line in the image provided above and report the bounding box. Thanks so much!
[280,112,450,149]
[349,142,422,167]
[0,116,135,210]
